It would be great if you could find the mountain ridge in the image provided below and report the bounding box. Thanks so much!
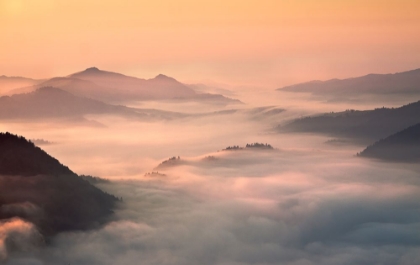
[7,67,241,105]
[278,100,420,143]
[359,123,420,162]
[0,132,118,237]
[277,68,420,102]
[0,86,199,122]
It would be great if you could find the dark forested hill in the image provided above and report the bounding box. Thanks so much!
[359,123,420,162]
[0,132,118,237]
[0,132,72,176]
[278,100,420,143]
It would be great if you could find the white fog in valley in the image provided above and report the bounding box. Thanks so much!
[1,86,419,265]
[1,0,420,263]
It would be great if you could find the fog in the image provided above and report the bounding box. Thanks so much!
[1,87,419,265]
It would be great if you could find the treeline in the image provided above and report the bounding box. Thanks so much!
[144,171,167,177]
[0,132,73,176]
[223,142,274,151]
[0,132,119,237]
[80,174,111,184]
[246,143,273,149]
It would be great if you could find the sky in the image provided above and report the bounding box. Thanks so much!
[1,0,420,87]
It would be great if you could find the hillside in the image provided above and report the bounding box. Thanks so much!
[279,100,420,143]
[11,77,119,102]
[0,132,118,237]
[69,68,196,100]
[278,68,420,102]
[9,67,242,104]
[0,76,42,95]
[359,123,420,162]
[0,86,183,121]
[0,133,72,176]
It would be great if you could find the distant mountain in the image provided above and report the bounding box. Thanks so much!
[188,83,236,97]
[277,68,420,102]
[30,138,54,145]
[9,67,242,104]
[359,123,420,162]
[173,93,243,105]
[0,132,118,237]
[279,100,420,143]
[0,76,42,95]
[0,86,183,121]
[11,77,117,101]
[246,106,285,121]
[68,67,196,101]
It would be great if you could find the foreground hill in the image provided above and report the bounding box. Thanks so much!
[279,100,420,143]
[278,68,420,102]
[0,132,118,237]
[0,86,184,121]
[11,67,242,104]
[359,123,420,162]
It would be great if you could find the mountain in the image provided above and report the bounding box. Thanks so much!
[11,77,117,101]
[188,83,236,97]
[0,133,72,176]
[0,132,118,237]
[181,93,242,105]
[0,76,42,95]
[277,68,420,102]
[0,86,183,121]
[359,123,420,162]
[278,100,420,144]
[9,67,242,104]
[68,67,196,101]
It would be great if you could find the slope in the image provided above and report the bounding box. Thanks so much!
[278,68,420,102]
[279,100,420,143]
[0,86,174,121]
[359,123,420,162]
[0,132,118,237]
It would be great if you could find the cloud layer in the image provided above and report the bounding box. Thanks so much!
[1,100,419,265]
[6,142,420,264]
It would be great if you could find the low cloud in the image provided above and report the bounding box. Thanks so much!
[0,218,43,261]
[6,144,420,265]
[1,104,419,265]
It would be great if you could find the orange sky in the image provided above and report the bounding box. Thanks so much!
[1,0,420,87]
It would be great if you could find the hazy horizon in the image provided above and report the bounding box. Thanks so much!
[1,1,420,264]
[1,0,420,87]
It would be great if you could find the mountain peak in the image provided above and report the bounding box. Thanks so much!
[155,74,173,80]
[85,67,100,72]
[69,67,124,78]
